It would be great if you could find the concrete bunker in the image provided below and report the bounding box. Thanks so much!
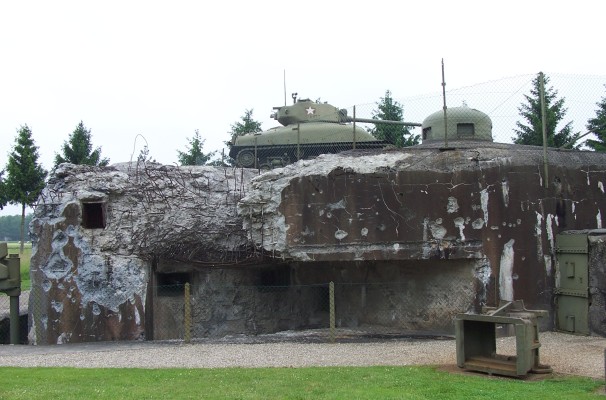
[26,107,606,344]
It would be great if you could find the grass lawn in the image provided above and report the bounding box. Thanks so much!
[0,366,602,400]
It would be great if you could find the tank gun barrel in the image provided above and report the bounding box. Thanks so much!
[232,98,423,168]
[343,117,422,127]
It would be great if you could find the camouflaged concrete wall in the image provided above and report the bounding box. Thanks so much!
[588,232,606,336]
[29,162,256,344]
[28,142,606,343]
[240,143,606,328]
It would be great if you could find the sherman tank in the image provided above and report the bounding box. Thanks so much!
[229,96,421,168]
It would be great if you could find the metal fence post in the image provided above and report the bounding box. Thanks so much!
[254,136,258,170]
[329,281,335,343]
[297,122,301,160]
[353,106,357,149]
[10,295,19,344]
[184,282,191,343]
[442,58,448,148]
[539,71,549,188]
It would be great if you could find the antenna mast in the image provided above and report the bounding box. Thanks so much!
[441,59,448,147]
[283,69,287,106]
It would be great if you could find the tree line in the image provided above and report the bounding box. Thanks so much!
[2,72,606,251]
[0,214,33,242]
[180,73,606,164]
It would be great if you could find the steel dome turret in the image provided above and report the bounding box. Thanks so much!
[421,105,493,143]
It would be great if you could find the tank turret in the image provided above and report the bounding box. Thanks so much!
[229,97,420,168]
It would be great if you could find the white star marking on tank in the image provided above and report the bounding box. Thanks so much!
[305,107,315,115]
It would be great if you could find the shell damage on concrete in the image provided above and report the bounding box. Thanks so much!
[239,142,606,324]
[29,162,257,343]
[27,140,606,343]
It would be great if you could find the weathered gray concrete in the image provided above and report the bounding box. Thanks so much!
[27,140,606,344]
[29,162,257,344]
[588,231,606,336]
[240,142,606,329]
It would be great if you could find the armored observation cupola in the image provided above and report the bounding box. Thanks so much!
[421,105,493,143]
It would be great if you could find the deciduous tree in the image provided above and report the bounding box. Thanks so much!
[6,125,47,253]
[54,121,109,168]
[512,73,580,148]
[369,91,419,147]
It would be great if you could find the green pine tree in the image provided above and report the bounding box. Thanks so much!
[54,121,109,168]
[229,109,263,139]
[223,109,263,166]
[177,129,215,166]
[586,86,606,152]
[6,125,48,253]
[512,73,580,148]
[370,91,419,147]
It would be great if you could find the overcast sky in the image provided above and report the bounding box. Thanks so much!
[1,0,605,216]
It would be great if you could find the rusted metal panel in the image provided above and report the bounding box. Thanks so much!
[556,230,606,336]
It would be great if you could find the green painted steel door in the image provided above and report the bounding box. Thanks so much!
[555,234,589,335]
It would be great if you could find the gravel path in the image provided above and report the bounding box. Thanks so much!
[1,331,604,379]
